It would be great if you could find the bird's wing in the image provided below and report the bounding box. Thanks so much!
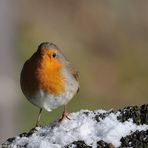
[72,68,80,93]
[65,60,80,93]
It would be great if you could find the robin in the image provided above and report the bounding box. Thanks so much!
[20,42,79,126]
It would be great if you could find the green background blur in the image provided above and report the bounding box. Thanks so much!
[0,0,148,143]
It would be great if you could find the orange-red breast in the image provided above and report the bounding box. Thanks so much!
[20,42,79,126]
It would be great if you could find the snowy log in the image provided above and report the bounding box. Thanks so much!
[2,104,148,148]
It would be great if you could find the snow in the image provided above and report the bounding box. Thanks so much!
[9,110,148,148]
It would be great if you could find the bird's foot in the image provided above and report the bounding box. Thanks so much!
[27,126,41,137]
[35,124,42,129]
[59,111,70,122]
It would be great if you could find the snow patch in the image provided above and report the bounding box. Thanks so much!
[8,110,148,148]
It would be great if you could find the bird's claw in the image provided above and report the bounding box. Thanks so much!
[59,112,70,122]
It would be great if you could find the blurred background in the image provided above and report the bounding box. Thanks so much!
[0,0,148,143]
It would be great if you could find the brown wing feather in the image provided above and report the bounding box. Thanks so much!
[66,60,80,93]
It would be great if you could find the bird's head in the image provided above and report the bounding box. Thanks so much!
[37,42,58,59]
[36,42,63,69]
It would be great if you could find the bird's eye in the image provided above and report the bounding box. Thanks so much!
[52,53,56,58]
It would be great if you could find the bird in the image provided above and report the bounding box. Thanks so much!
[20,42,79,126]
